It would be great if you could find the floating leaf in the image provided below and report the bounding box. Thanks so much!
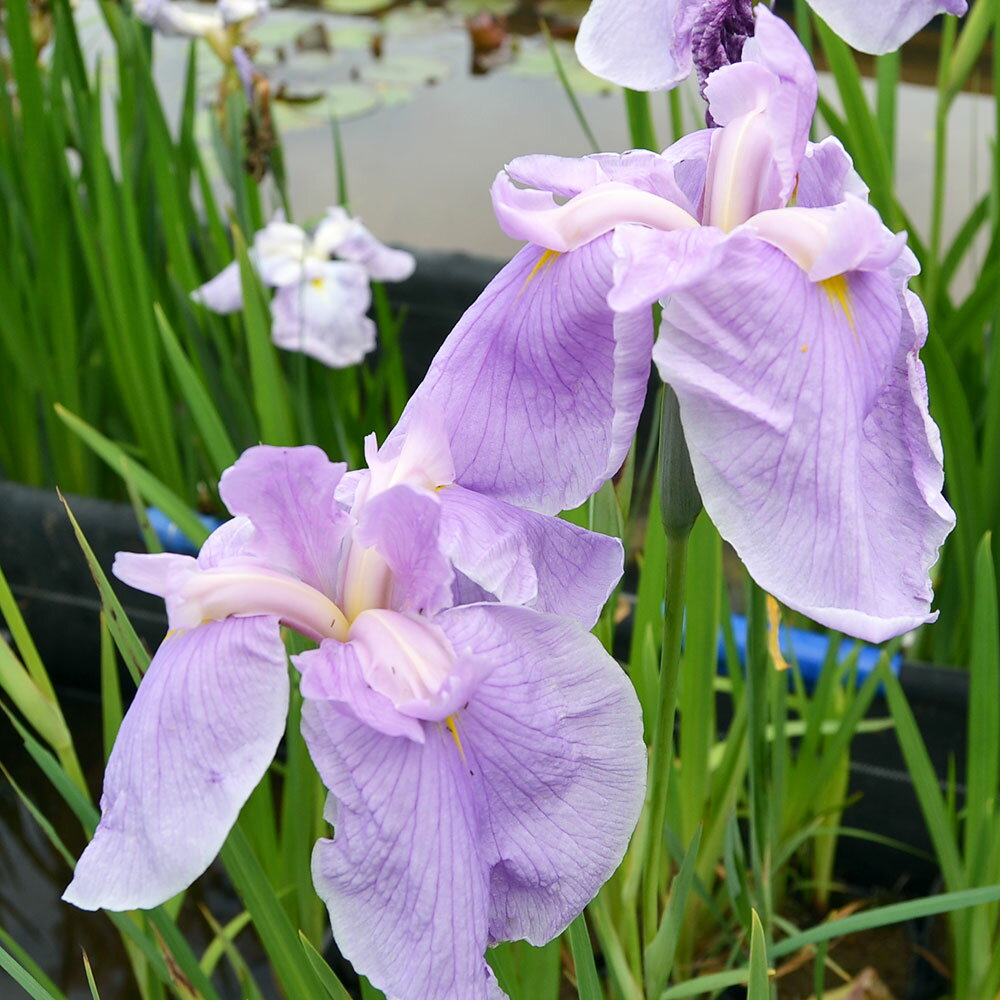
[382,2,453,36]
[249,17,310,48]
[363,53,449,86]
[445,0,517,15]
[322,0,393,13]
[372,82,413,107]
[507,39,615,95]
[272,83,381,130]
[329,24,378,48]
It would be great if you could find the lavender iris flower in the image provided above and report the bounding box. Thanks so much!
[576,0,967,87]
[133,0,266,38]
[62,403,643,1000]
[194,209,415,368]
[403,7,954,644]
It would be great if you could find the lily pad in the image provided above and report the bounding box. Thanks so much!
[272,82,380,129]
[371,82,413,107]
[381,2,454,37]
[329,24,378,48]
[445,0,517,15]
[250,17,310,48]
[322,0,393,13]
[363,53,449,86]
[507,39,616,95]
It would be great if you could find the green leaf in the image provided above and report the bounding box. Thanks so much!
[298,933,355,1000]
[0,942,65,1000]
[220,824,331,1000]
[0,930,67,1000]
[58,491,151,687]
[770,885,1000,959]
[233,230,298,447]
[155,305,238,476]
[965,534,999,865]
[882,661,963,890]
[81,953,103,1000]
[540,19,600,152]
[567,914,603,1000]
[659,967,752,999]
[54,405,209,548]
[746,910,771,999]
[644,827,703,996]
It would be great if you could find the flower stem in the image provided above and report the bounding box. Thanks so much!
[642,530,688,949]
[642,385,701,948]
[624,88,658,152]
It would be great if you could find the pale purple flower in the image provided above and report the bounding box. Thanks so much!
[63,403,642,1000]
[576,0,967,84]
[404,7,954,644]
[132,0,266,38]
[193,211,415,368]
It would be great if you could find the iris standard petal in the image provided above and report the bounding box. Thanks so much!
[437,484,624,628]
[62,617,288,911]
[270,263,376,369]
[403,239,653,514]
[313,207,416,282]
[806,0,966,55]
[702,8,817,219]
[304,704,504,1000]
[437,604,646,944]
[352,483,454,617]
[219,445,351,598]
[575,0,700,91]
[652,234,951,642]
[253,220,310,287]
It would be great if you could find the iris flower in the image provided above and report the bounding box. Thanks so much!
[194,209,415,368]
[63,404,644,1000]
[133,0,267,40]
[576,0,968,90]
[402,7,954,643]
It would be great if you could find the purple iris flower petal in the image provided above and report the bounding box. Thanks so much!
[301,603,644,1000]
[191,259,244,313]
[231,45,256,102]
[193,211,412,369]
[437,484,623,629]
[63,617,288,910]
[575,0,702,90]
[400,240,653,515]
[650,233,951,641]
[270,260,377,368]
[306,706,502,1000]
[351,483,455,617]
[218,444,352,598]
[67,411,636,939]
[420,6,952,641]
[312,206,416,282]
[576,0,966,86]
[133,0,224,37]
[807,0,966,54]
[377,399,625,624]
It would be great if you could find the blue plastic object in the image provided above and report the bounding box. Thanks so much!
[146,508,225,556]
[721,614,901,690]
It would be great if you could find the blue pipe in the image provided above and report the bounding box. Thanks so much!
[723,614,901,689]
[146,508,225,557]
